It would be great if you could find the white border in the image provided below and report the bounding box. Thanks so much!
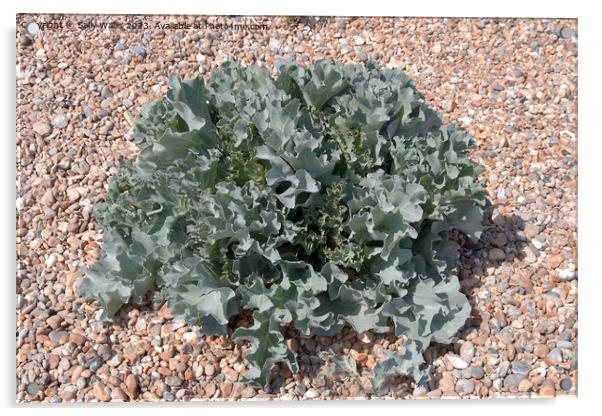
[4,1,598,415]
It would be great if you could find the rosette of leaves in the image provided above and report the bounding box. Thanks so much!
[80,60,486,390]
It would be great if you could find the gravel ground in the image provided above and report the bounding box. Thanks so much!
[16,15,577,402]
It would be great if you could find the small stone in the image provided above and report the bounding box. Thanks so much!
[101,86,113,99]
[61,386,77,401]
[512,69,526,78]
[76,377,87,390]
[33,121,52,137]
[68,333,85,346]
[97,344,113,360]
[20,34,32,46]
[559,378,572,391]
[355,50,369,62]
[518,378,533,392]
[125,374,139,399]
[304,388,320,399]
[470,365,485,379]
[66,188,80,202]
[459,342,475,362]
[51,114,68,129]
[93,382,110,402]
[504,373,527,389]
[222,366,238,382]
[204,364,215,376]
[45,254,57,269]
[182,332,198,342]
[165,376,182,387]
[488,248,505,261]
[241,386,255,398]
[560,27,575,39]
[548,254,564,269]
[523,245,538,264]
[204,382,216,398]
[432,44,442,54]
[534,344,549,358]
[539,380,556,397]
[219,382,232,398]
[546,348,563,365]
[129,45,146,57]
[492,212,505,226]
[46,315,62,329]
[111,387,128,401]
[26,383,39,395]
[87,356,103,372]
[353,35,365,45]
[511,361,530,375]
[523,223,539,239]
[456,379,474,394]
[448,354,469,369]
[557,268,576,281]
[48,354,60,369]
[41,189,55,206]
[123,344,142,363]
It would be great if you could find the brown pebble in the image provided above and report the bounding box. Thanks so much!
[111,387,128,401]
[518,378,533,392]
[534,344,549,359]
[48,354,60,369]
[46,315,62,330]
[125,373,138,399]
[219,382,232,398]
[204,382,216,398]
[68,333,85,346]
[222,367,238,381]
[93,381,111,402]
[539,380,556,398]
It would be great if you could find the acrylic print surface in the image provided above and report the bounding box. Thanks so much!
[16,14,577,402]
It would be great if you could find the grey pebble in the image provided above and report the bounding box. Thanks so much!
[355,50,369,62]
[26,383,39,395]
[547,348,563,363]
[51,114,68,129]
[560,27,575,39]
[511,361,530,375]
[129,45,147,57]
[32,121,52,137]
[204,364,215,376]
[295,384,307,396]
[76,376,87,389]
[457,379,475,394]
[87,356,104,372]
[304,388,320,399]
[560,378,573,391]
[470,365,485,379]
[165,376,182,387]
[504,373,527,389]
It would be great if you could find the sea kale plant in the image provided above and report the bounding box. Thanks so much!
[80,60,486,390]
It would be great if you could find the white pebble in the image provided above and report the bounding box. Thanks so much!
[448,354,469,369]
[45,254,57,269]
